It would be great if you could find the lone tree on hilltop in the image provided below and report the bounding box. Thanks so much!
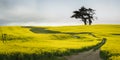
[71,6,96,25]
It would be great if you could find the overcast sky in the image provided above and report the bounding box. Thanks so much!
[0,0,120,26]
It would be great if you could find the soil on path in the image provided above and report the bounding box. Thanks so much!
[64,38,106,60]
[64,49,102,60]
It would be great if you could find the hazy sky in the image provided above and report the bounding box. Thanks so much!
[0,0,120,26]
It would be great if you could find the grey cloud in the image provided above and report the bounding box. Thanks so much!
[0,0,43,25]
[0,0,120,26]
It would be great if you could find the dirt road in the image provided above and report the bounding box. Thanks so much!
[64,49,102,60]
[64,38,106,60]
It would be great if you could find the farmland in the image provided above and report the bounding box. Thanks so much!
[0,25,120,60]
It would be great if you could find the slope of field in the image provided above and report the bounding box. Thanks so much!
[0,25,119,60]
[46,25,120,60]
[101,34,120,60]
[0,26,101,60]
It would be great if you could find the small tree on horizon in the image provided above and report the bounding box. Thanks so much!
[71,6,96,25]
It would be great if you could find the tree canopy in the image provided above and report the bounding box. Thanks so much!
[71,6,96,25]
